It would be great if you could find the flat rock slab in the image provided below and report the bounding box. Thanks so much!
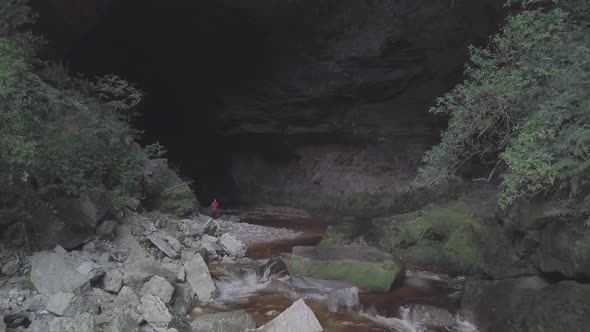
[184,254,216,303]
[140,276,174,304]
[256,299,322,332]
[219,233,246,258]
[141,294,172,328]
[148,233,182,258]
[190,310,255,332]
[30,252,91,295]
[287,245,405,292]
[113,225,148,259]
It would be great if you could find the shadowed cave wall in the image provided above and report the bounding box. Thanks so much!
[31,0,506,203]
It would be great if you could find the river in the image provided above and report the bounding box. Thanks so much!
[192,211,478,332]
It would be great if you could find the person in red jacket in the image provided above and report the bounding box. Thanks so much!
[211,199,219,219]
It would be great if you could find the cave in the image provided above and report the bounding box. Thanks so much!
[31,0,506,204]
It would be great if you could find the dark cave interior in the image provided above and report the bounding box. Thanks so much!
[30,0,506,204]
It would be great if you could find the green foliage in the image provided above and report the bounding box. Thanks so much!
[0,1,151,215]
[416,0,590,216]
[160,182,196,217]
[144,142,168,159]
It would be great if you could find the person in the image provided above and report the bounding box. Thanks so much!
[211,199,219,219]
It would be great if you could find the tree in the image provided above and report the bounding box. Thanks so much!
[415,0,590,218]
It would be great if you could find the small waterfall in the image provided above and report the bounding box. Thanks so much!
[213,266,270,305]
[398,305,479,332]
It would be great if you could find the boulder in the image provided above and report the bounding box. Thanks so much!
[176,266,186,282]
[183,220,204,237]
[140,276,175,304]
[1,260,19,276]
[204,219,221,236]
[190,310,255,332]
[30,251,91,295]
[46,291,98,316]
[48,313,95,332]
[148,233,182,259]
[102,270,123,294]
[93,288,116,307]
[184,254,216,303]
[96,220,118,240]
[326,287,360,313]
[534,220,590,279]
[50,191,113,249]
[287,245,404,292]
[257,258,289,282]
[98,286,141,323]
[219,233,246,258]
[256,299,322,332]
[172,283,194,315]
[83,241,97,253]
[369,198,494,275]
[77,261,106,284]
[122,258,177,288]
[181,247,202,262]
[141,294,173,328]
[460,277,590,332]
[402,304,455,328]
[103,314,137,332]
[113,225,148,259]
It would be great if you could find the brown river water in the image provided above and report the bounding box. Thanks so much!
[192,214,475,332]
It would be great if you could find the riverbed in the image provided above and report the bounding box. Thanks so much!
[194,209,477,332]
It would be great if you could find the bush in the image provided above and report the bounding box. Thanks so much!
[415,0,590,218]
[0,1,189,219]
[160,182,196,217]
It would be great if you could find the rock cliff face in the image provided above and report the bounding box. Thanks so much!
[33,0,506,200]
[220,0,505,198]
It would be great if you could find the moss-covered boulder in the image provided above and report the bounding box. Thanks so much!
[318,222,360,246]
[368,198,490,275]
[286,245,404,292]
[367,195,537,277]
[461,277,590,332]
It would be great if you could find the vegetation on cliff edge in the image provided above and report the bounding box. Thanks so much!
[415,0,590,221]
[0,1,193,218]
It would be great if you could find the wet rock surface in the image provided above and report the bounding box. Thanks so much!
[461,277,590,332]
[287,245,405,292]
[0,207,493,332]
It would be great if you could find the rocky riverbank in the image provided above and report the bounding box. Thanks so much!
[0,210,318,332]
[1,206,483,332]
[322,190,590,332]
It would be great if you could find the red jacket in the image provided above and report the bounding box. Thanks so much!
[211,201,219,211]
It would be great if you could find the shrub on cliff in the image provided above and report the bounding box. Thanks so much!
[0,1,195,220]
[415,0,590,219]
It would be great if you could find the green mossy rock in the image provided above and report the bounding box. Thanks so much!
[461,277,590,332]
[368,198,490,275]
[286,245,405,292]
[318,222,359,246]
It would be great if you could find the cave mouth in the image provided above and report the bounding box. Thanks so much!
[32,0,506,205]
